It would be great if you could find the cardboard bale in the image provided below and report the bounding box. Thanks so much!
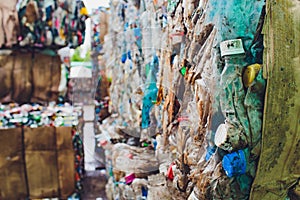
[0,128,28,200]
[24,127,59,199]
[12,51,33,103]
[50,55,62,101]
[31,53,61,102]
[0,53,14,102]
[250,0,300,199]
[56,127,75,199]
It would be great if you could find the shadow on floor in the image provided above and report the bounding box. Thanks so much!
[81,170,107,200]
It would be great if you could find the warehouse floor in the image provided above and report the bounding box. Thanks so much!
[81,106,107,200]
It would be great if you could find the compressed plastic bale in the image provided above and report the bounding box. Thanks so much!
[188,190,200,200]
[155,134,173,174]
[210,161,249,200]
[188,22,214,66]
[141,82,158,128]
[167,0,180,14]
[151,13,162,51]
[203,0,265,49]
[141,54,159,129]
[185,142,204,167]
[193,152,224,199]
[120,184,136,199]
[170,4,185,46]
[100,0,268,199]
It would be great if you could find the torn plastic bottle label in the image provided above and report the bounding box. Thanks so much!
[220,39,245,57]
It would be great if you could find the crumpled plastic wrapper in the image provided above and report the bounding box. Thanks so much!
[112,143,159,176]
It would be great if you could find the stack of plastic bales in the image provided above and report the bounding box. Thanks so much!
[96,0,297,199]
[0,0,88,49]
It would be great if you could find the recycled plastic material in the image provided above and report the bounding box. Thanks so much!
[0,1,19,47]
[112,143,159,175]
[18,0,88,48]
[0,0,88,49]
[95,0,279,199]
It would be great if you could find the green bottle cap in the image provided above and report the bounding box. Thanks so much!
[142,142,149,147]
[180,66,187,76]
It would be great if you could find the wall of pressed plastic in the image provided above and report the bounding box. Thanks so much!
[98,0,299,199]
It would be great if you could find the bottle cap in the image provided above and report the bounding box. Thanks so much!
[222,150,247,178]
[142,142,149,147]
[243,64,262,87]
[167,163,175,181]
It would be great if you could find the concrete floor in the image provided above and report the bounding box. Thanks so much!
[81,105,107,200]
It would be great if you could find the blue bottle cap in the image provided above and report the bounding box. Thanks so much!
[121,53,127,63]
[222,150,247,178]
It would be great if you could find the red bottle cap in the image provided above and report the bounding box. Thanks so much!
[167,163,175,181]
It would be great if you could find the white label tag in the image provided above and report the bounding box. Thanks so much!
[220,39,245,57]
